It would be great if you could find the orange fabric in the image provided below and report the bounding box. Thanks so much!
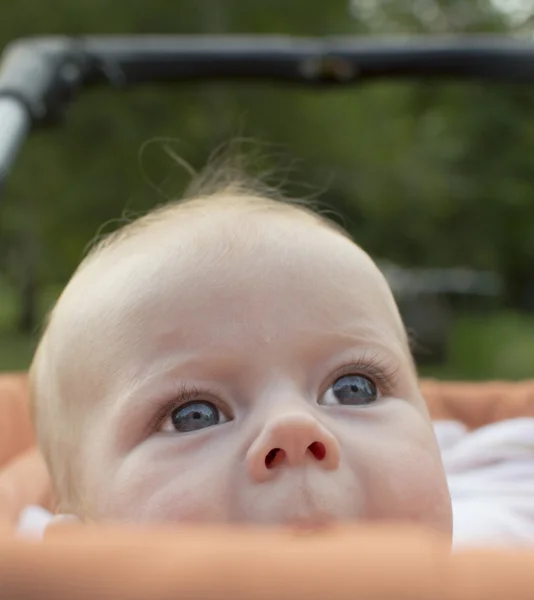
[0,374,54,525]
[0,374,33,469]
[2,372,534,599]
[0,448,54,528]
[421,378,534,427]
[0,523,534,599]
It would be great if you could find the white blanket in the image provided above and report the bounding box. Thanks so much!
[437,418,534,547]
[18,418,534,547]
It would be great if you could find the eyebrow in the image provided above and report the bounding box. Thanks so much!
[119,326,410,399]
[113,349,243,407]
[288,319,410,355]
[302,328,413,370]
[108,332,417,449]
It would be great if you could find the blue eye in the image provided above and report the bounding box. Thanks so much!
[322,374,378,406]
[170,401,220,433]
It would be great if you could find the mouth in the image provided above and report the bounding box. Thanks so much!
[242,464,357,528]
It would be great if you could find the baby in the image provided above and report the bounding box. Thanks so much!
[28,170,452,536]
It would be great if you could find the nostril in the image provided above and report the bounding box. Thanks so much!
[308,441,326,461]
[264,443,326,469]
[265,448,286,469]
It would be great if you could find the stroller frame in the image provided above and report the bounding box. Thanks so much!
[1,34,534,194]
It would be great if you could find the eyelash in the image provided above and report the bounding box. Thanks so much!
[333,351,400,396]
[150,352,399,431]
[151,383,226,431]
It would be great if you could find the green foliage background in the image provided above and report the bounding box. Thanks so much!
[2,0,534,377]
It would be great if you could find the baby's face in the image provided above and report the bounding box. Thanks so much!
[52,207,452,533]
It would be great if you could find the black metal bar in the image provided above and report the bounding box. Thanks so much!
[1,34,534,197]
[80,35,534,86]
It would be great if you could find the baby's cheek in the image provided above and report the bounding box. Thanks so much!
[86,446,236,524]
[348,405,452,532]
[367,443,449,523]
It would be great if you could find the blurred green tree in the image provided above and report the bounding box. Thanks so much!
[1,0,534,332]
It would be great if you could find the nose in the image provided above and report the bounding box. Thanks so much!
[246,413,341,482]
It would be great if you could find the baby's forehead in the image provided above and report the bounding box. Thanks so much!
[68,205,385,304]
[47,202,408,372]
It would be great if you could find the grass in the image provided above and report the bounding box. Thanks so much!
[1,282,534,380]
